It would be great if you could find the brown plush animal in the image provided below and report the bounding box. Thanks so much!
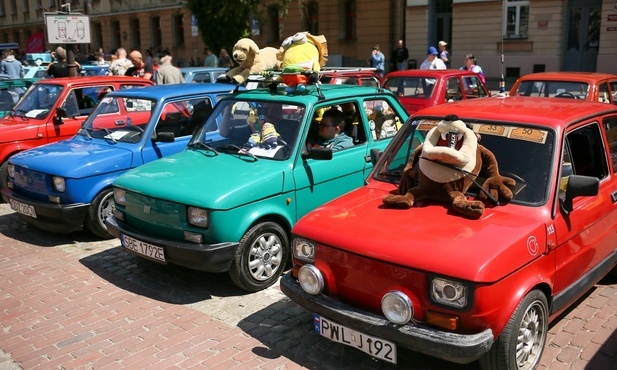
[225,38,281,84]
[382,115,515,219]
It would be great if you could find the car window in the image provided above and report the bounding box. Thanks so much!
[84,97,155,143]
[12,84,63,119]
[609,80,617,105]
[462,76,487,98]
[565,123,608,180]
[385,77,434,98]
[445,78,462,102]
[602,115,617,172]
[515,80,589,99]
[155,97,213,137]
[192,73,211,83]
[364,99,403,140]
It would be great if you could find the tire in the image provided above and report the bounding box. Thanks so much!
[229,221,289,292]
[479,290,548,370]
[0,161,10,203]
[85,189,114,239]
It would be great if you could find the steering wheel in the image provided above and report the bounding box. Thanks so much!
[502,171,526,186]
[555,92,577,99]
[128,124,144,133]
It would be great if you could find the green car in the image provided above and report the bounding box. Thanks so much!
[0,78,37,117]
[106,82,408,292]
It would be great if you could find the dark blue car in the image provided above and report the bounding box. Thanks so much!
[2,83,242,238]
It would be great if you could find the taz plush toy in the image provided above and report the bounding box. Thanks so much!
[278,32,328,94]
[382,115,515,219]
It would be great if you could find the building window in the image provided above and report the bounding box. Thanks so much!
[151,16,161,49]
[342,0,356,41]
[35,0,42,10]
[130,18,141,50]
[173,14,185,46]
[10,0,17,15]
[504,0,529,39]
[302,1,319,35]
[267,5,281,43]
[22,0,30,13]
[111,20,121,50]
[0,2,6,16]
[49,0,55,8]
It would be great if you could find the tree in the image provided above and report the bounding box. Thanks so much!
[186,0,290,55]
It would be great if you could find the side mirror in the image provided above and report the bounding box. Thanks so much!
[54,107,68,124]
[560,175,599,214]
[370,148,383,166]
[301,147,333,160]
[153,132,175,143]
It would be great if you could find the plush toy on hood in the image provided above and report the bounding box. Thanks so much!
[382,115,515,219]
[247,122,280,150]
[278,32,328,94]
[225,38,281,85]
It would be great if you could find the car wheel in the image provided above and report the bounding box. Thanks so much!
[229,221,289,292]
[85,188,114,239]
[479,290,548,370]
[0,161,9,203]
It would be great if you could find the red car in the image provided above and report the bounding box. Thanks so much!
[281,97,617,369]
[0,76,153,189]
[319,67,384,87]
[383,69,491,114]
[509,71,617,104]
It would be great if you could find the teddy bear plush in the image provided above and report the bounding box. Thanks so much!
[246,122,280,150]
[225,38,281,85]
[382,115,515,219]
[278,32,328,94]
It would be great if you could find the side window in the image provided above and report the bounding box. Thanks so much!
[603,116,617,172]
[463,76,483,98]
[607,80,617,105]
[565,123,608,180]
[61,90,80,117]
[445,78,462,102]
[156,97,213,138]
[192,73,211,83]
[364,99,403,141]
[599,82,610,104]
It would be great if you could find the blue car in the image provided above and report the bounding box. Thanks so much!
[180,67,228,83]
[2,82,241,238]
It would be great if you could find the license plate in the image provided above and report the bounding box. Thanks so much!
[9,198,37,218]
[314,314,397,364]
[121,234,166,263]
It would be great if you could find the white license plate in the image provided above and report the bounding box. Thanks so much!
[314,314,397,364]
[121,234,166,262]
[9,199,37,218]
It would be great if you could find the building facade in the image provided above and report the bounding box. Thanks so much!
[1,0,616,89]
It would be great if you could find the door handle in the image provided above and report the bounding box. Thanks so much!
[611,191,617,203]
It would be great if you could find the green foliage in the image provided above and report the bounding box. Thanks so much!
[186,0,290,55]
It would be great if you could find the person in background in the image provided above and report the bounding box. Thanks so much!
[204,48,218,67]
[368,44,385,77]
[392,39,409,71]
[420,46,446,70]
[125,50,154,80]
[108,48,133,76]
[155,55,184,84]
[460,53,486,84]
[0,50,24,79]
[438,41,450,68]
[218,48,233,69]
[47,47,81,78]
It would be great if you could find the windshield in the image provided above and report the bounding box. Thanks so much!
[375,118,555,205]
[513,80,589,99]
[81,96,155,144]
[192,99,306,160]
[384,76,437,99]
[11,84,63,119]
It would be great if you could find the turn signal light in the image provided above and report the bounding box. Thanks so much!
[426,311,459,331]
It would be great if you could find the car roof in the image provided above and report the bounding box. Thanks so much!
[384,69,484,79]
[0,78,38,88]
[225,83,393,102]
[412,96,617,130]
[104,82,240,99]
[180,67,229,73]
[514,71,617,83]
[33,76,154,87]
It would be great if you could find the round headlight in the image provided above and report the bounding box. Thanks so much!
[52,176,65,192]
[298,264,324,295]
[381,291,413,324]
[113,188,126,206]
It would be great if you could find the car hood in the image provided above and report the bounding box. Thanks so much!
[0,117,41,143]
[9,138,134,178]
[115,149,286,210]
[293,185,548,283]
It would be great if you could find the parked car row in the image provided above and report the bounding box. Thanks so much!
[2,69,617,370]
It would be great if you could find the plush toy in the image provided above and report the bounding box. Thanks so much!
[278,32,328,94]
[247,122,280,149]
[225,38,281,85]
[382,115,515,219]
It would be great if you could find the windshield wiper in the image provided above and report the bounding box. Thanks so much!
[188,140,219,155]
[221,144,258,161]
[10,109,29,119]
[100,128,118,144]
[77,127,93,140]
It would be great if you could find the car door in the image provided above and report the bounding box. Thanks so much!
[44,86,92,141]
[552,117,617,296]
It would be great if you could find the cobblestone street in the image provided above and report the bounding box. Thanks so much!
[1,203,616,369]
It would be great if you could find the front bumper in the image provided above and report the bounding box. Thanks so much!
[1,187,89,233]
[105,215,238,273]
[280,272,494,364]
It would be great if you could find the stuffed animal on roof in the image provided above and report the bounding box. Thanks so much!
[278,32,328,94]
[382,115,515,219]
[225,38,281,85]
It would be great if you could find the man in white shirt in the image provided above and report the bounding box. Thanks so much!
[420,46,446,70]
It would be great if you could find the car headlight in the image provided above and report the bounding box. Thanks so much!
[298,264,323,295]
[187,206,209,228]
[7,164,14,178]
[382,291,413,324]
[431,277,468,309]
[113,188,126,206]
[52,176,65,192]
[292,237,315,262]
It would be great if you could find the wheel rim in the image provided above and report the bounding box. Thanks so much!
[516,299,547,370]
[247,232,283,281]
[97,192,114,229]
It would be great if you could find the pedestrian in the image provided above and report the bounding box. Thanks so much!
[0,50,24,79]
[108,48,133,76]
[46,47,81,78]
[218,48,233,69]
[419,46,446,70]
[392,39,409,71]
[125,50,154,80]
[367,44,385,77]
[438,41,450,68]
[460,53,486,84]
[155,55,184,84]
[204,48,217,67]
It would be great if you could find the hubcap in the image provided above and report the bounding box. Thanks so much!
[248,233,283,281]
[98,193,113,229]
[516,300,546,370]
